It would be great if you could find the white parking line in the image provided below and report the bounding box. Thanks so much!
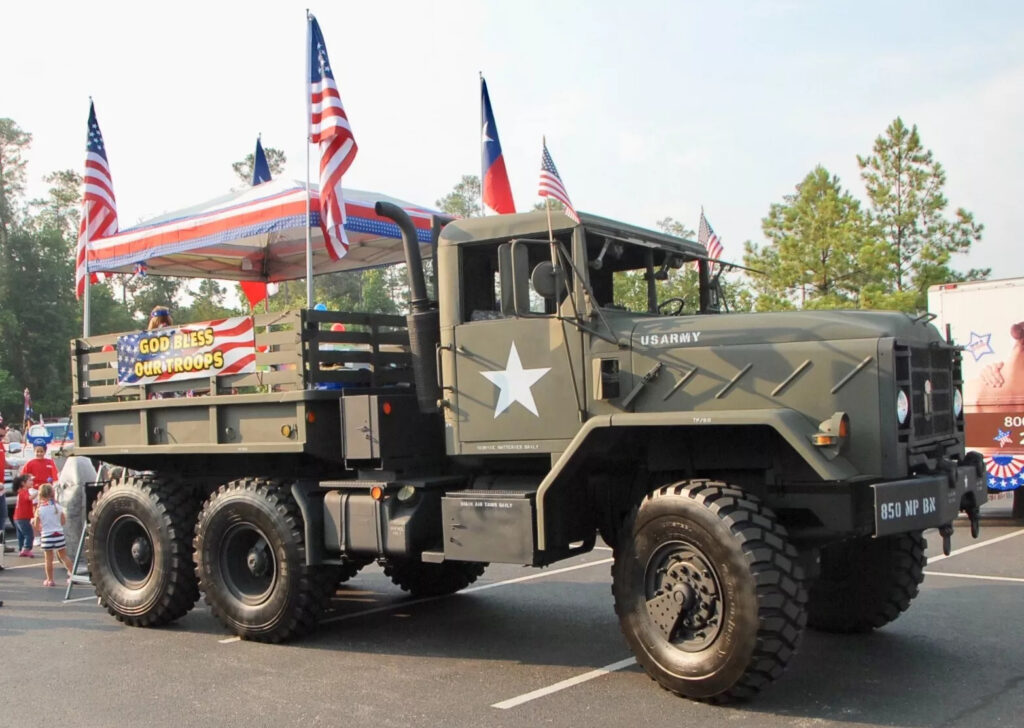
[3,561,44,570]
[926,528,1024,564]
[492,657,637,709]
[924,570,1024,584]
[218,636,242,644]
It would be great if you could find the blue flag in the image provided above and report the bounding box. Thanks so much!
[252,137,271,185]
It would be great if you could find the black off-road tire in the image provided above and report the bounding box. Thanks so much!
[86,475,199,626]
[336,557,371,584]
[194,478,338,642]
[383,559,487,597]
[612,480,807,703]
[807,531,926,633]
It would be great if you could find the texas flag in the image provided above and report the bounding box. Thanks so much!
[480,76,515,215]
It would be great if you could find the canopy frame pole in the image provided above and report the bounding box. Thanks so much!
[82,201,91,337]
[304,9,314,309]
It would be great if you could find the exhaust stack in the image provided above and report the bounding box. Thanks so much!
[375,202,440,413]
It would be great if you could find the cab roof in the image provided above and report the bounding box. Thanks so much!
[438,210,708,259]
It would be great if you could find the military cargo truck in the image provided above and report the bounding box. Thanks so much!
[72,204,987,701]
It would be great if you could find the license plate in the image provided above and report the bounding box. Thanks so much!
[873,479,956,537]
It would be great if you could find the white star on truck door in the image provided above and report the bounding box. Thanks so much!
[480,342,551,417]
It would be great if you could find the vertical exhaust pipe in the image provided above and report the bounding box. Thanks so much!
[375,202,439,412]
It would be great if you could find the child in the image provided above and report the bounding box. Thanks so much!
[12,474,36,557]
[32,483,74,586]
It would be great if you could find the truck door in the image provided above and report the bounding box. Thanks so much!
[450,241,583,455]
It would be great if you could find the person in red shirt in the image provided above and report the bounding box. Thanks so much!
[20,445,59,488]
[12,473,37,556]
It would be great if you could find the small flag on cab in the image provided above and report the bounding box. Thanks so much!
[538,138,580,224]
[480,75,515,215]
[698,208,724,262]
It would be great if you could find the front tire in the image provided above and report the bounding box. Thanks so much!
[612,481,807,702]
[807,531,926,633]
[194,479,338,642]
[86,475,199,626]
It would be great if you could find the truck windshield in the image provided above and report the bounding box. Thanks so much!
[584,236,699,315]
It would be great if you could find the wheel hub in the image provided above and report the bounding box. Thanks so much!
[247,543,269,577]
[645,543,723,651]
[131,536,152,566]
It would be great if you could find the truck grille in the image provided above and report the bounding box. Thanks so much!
[895,343,962,445]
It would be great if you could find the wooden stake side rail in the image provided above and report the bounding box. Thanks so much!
[70,309,415,456]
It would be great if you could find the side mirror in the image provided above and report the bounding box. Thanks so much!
[531,261,559,299]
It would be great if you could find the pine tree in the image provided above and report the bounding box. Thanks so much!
[744,166,872,310]
[858,117,986,310]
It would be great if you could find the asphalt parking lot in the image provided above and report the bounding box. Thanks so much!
[2,501,1023,728]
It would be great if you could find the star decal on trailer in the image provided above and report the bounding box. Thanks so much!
[480,342,551,418]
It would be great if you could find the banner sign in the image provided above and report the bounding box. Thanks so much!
[116,316,257,386]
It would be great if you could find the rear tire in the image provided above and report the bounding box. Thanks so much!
[807,531,926,633]
[194,478,338,642]
[612,480,806,702]
[87,475,199,626]
[383,559,486,597]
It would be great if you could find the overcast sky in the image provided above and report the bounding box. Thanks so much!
[4,1,1022,278]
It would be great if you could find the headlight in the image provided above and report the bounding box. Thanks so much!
[953,388,963,417]
[897,390,910,424]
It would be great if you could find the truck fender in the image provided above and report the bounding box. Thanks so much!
[535,408,857,550]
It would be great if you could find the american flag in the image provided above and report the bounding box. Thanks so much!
[698,209,724,262]
[76,102,118,299]
[309,14,358,261]
[538,140,580,224]
[115,316,257,386]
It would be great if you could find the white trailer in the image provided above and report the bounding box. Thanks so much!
[929,277,1024,517]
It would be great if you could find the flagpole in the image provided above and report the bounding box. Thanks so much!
[479,71,484,216]
[304,9,314,309]
[83,200,91,337]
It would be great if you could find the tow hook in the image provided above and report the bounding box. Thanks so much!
[939,523,954,556]
[967,505,981,539]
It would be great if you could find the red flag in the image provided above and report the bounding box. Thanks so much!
[76,102,118,298]
[309,14,358,260]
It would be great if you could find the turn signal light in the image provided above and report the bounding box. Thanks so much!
[91,430,102,443]
[306,411,316,424]
[382,401,392,415]
[281,424,293,438]
[370,485,384,501]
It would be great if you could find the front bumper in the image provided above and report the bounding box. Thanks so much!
[872,453,987,537]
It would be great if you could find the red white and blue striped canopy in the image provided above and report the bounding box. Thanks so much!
[87,178,444,282]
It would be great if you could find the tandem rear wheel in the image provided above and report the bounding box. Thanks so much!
[193,478,339,642]
[612,480,807,702]
[86,475,200,626]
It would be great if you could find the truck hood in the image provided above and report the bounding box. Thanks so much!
[622,309,944,349]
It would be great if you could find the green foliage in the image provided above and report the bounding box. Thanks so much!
[745,166,872,310]
[858,117,986,310]
[655,217,695,240]
[0,118,32,235]
[436,175,481,218]
[231,146,287,185]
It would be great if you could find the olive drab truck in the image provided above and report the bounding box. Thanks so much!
[72,204,987,702]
